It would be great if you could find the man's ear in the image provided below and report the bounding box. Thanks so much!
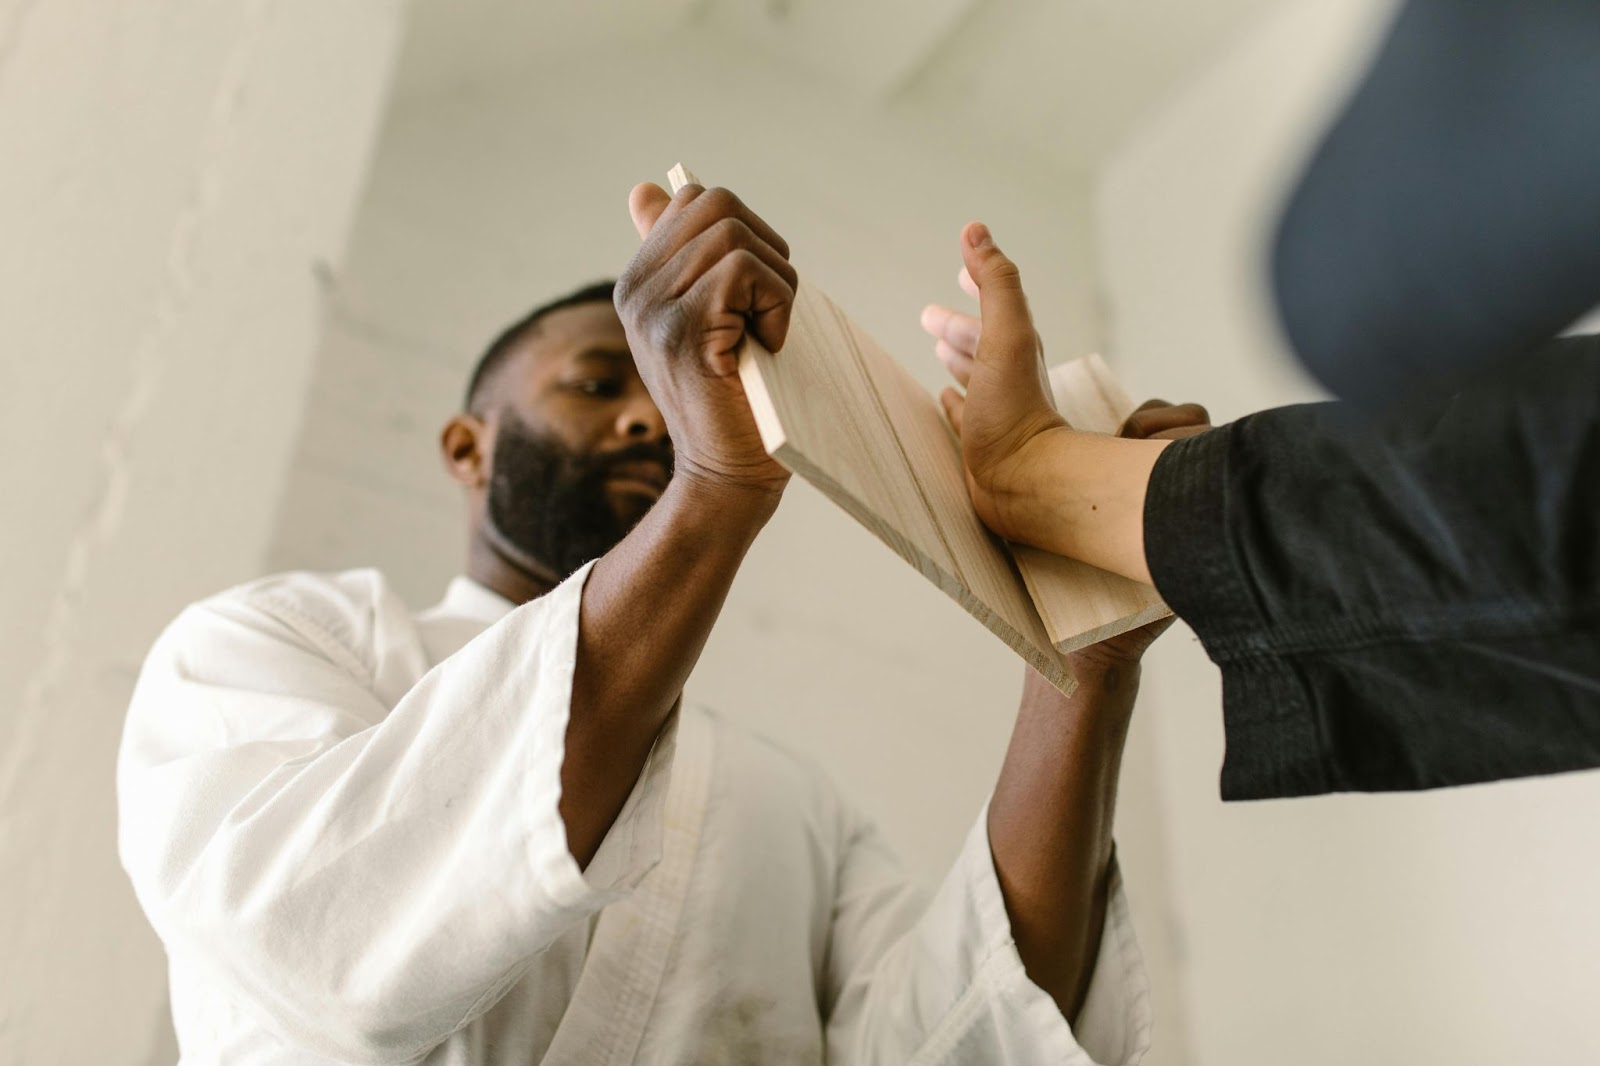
[441,414,490,489]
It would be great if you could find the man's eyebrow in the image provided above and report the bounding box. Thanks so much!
[570,347,632,366]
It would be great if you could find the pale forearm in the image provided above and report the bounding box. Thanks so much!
[987,663,1136,1021]
[1001,427,1169,585]
[561,474,780,865]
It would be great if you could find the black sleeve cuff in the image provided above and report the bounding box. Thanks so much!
[1144,425,1333,800]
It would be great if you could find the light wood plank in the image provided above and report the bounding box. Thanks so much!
[747,282,1078,693]
[660,164,1169,690]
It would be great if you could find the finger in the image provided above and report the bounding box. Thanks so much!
[686,250,797,356]
[619,185,707,313]
[628,182,675,240]
[934,339,975,388]
[1149,424,1213,442]
[919,303,981,357]
[1120,402,1212,440]
[1131,398,1173,414]
[958,266,980,300]
[960,222,1043,382]
[664,186,791,262]
[940,387,966,438]
[660,216,799,302]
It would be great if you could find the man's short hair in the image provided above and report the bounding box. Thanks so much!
[464,280,618,413]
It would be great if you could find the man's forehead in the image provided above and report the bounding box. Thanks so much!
[524,300,630,359]
[482,299,636,406]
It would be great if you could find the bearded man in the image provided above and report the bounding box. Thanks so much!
[117,183,1187,1065]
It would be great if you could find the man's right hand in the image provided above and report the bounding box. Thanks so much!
[617,182,798,503]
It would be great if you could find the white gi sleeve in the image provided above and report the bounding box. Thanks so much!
[823,804,1151,1066]
[116,563,675,1065]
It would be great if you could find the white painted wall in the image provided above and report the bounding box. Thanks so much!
[0,2,401,1062]
[266,30,1196,1064]
[1097,1,1600,1063]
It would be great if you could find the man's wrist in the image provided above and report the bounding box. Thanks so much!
[1064,656,1141,697]
[665,466,786,533]
[995,425,1081,547]
[1004,427,1167,582]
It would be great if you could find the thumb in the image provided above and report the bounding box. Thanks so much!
[960,223,1038,377]
[628,182,672,240]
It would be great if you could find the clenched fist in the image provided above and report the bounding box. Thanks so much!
[617,182,798,502]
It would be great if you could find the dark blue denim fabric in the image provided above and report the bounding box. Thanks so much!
[1146,335,1600,799]
[1273,0,1600,410]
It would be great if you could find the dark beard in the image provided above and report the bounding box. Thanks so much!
[485,412,673,582]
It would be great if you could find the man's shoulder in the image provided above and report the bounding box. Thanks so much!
[196,567,397,627]
[162,568,412,673]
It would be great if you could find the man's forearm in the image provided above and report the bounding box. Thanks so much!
[560,474,781,867]
[987,662,1137,1021]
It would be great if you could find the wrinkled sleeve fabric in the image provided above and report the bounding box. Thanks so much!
[1272,0,1600,407]
[116,562,675,1065]
[1145,335,1600,799]
[823,805,1150,1066]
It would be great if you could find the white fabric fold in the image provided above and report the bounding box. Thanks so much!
[119,566,1151,1065]
[823,803,1151,1066]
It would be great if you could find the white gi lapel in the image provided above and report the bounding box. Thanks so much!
[541,704,715,1066]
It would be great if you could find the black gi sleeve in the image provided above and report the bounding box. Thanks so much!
[1144,335,1600,798]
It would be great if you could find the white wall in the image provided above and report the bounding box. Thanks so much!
[266,29,1196,1064]
[1097,1,1600,1063]
[0,2,400,1062]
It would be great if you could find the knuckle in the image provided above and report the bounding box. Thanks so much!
[702,186,741,216]
[987,255,1022,284]
[721,249,775,294]
[727,247,764,272]
[615,256,656,312]
[710,215,753,253]
[648,300,691,354]
[614,266,641,308]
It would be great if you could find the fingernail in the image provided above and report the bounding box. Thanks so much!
[970,223,994,250]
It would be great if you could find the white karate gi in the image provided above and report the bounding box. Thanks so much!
[118,564,1151,1065]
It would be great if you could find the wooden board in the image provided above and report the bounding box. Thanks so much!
[663,164,1167,690]
[1013,355,1171,652]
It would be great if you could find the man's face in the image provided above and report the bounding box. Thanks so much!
[481,301,672,581]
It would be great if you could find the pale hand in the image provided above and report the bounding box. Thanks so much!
[920,224,1214,548]
[918,224,1071,545]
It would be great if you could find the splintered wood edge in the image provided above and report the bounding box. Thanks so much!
[668,163,700,191]
[1052,601,1173,654]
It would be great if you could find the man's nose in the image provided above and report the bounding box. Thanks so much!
[616,394,667,442]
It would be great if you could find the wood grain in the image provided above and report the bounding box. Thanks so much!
[742,282,1080,694]
[661,163,1169,690]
